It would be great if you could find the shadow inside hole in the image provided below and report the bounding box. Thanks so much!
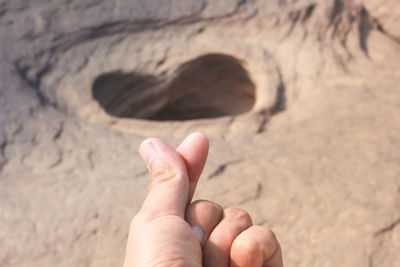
[92,71,164,118]
[92,53,256,121]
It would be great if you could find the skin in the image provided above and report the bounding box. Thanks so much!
[123,132,283,267]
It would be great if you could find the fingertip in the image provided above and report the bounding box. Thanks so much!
[191,132,209,144]
[139,139,157,168]
[176,132,209,175]
[178,132,209,151]
[140,137,184,167]
[139,138,159,157]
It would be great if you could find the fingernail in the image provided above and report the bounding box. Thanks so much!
[191,226,205,247]
[140,142,156,169]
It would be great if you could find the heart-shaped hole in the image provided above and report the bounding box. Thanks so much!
[92,54,256,121]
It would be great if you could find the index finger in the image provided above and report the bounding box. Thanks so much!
[176,132,209,203]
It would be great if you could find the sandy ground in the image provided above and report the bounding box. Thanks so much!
[1,0,400,266]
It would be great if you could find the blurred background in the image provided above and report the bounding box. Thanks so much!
[0,0,399,266]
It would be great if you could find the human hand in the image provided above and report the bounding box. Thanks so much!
[123,133,283,267]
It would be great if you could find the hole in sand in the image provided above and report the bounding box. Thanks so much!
[92,54,256,121]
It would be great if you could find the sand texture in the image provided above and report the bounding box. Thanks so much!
[1,0,400,266]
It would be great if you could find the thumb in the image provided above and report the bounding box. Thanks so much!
[139,137,189,220]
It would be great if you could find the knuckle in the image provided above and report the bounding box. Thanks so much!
[235,236,262,255]
[190,200,223,219]
[190,199,207,206]
[255,225,277,242]
[188,200,209,214]
[253,225,280,256]
[148,163,186,190]
[150,162,175,181]
[191,200,222,212]
[224,208,252,223]
[233,226,279,258]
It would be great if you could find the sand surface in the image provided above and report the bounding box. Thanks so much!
[1,0,400,266]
